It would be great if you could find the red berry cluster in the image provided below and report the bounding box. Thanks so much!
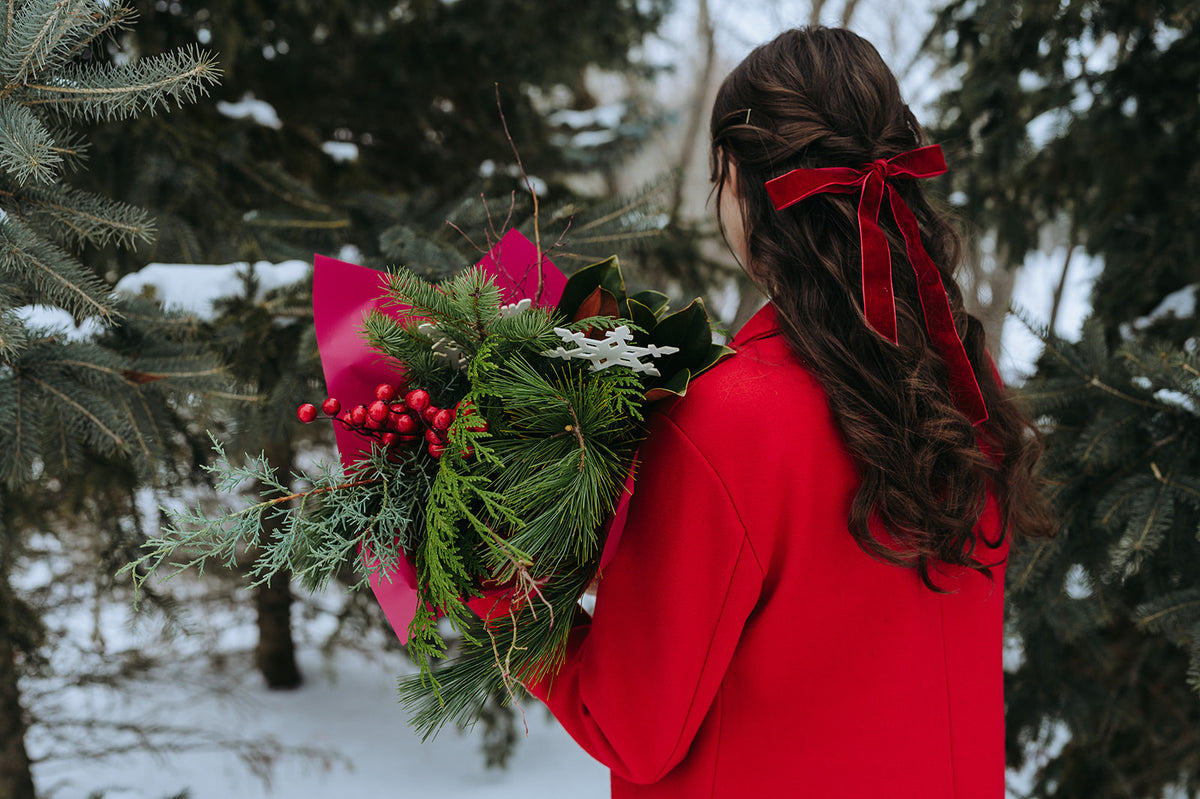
[296,383,486,460]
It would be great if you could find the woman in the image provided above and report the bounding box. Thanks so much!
[525,27,1054,798]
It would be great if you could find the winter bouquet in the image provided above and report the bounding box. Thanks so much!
[129,229,730,736]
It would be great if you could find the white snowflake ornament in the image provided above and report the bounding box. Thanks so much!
[543,325,679,377]
[499,298,532,318]
[418,322,468,371]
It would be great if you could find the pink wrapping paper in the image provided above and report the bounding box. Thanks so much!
[312,231,629,642]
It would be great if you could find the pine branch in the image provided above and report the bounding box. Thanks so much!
[3,179,155,248]
[0,306,27,359]
[399,568,592,740]
[19,45,221,121]
[0,0,96,83]
[0,215,116,320]
[0,95,59,183]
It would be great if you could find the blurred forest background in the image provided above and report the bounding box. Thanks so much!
[1,0,1198,797]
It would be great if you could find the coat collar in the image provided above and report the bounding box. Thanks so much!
[732,302,782,348]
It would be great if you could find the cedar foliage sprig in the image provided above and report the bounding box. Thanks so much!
[123,435,436,600]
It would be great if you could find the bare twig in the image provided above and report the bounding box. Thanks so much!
[485,615,529,736]
[810,0,829,26]
[445,219,487,254]
[233,477,381,517]
[513,564,555,628]
[494,83,545,304]
[566,405,587,472]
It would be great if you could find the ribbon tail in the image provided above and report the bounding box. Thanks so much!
[858,174,897,344]
[887,188,988,425]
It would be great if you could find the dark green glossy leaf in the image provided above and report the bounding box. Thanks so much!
[625,298,658,339]
[555,256,627,321]
[630,289,670,317]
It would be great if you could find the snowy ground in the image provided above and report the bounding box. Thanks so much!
[24,563,608,799]
[33,647,608,799]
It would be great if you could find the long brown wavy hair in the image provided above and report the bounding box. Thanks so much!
[711,27,1055,589]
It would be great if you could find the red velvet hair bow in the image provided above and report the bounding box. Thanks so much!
[764,144,988,425]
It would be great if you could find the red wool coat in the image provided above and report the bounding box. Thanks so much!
[527,304,1008,798]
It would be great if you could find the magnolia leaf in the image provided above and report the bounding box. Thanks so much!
[649,298,715,367]
[696,342,736,374]
[630,289,670,317]
[644,369,692,402]
[556,255,628,321]
[570,285,620,331]
[640,298,736,400]
[625,298,658,338]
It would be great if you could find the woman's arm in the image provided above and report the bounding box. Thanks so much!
[524,411,765,785]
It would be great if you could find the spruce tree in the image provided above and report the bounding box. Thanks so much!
[74,0,673,273]
[0,3,218,797]
[928,2,1200,795]
[77,0,678,711]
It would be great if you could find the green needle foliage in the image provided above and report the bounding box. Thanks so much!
[361,266,647,687]
[0,3,220,797]
[928,2,1200,794]
[1013,319,1200,797]
[0,0,219,336]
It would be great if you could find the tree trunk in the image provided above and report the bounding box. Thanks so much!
[810,0,829,26]
[666,0,715,227]
[253,442,301,690]
[254,569,301,689]
[0,514,36,799]
[1047,221,1079,336]
[840,0,863,26]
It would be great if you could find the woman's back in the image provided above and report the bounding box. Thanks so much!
[527,25,1051,798]
[529,305,1007,798]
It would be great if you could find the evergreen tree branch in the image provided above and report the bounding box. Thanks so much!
[25,373,126,453]
[53,1,136,69]
[46,127,86,171]
[0,0,89,83]
[3,180,154,248]
[0,216,115,320]
[0,96,59,183]
[1038,328,1166,412]
[19,46,220,121]
[115,391,153,465]
[0,366,37,487]
[50,359,222,385]
[1137,590,1200,633]
[242,216,350,230]
[0,307,27,359]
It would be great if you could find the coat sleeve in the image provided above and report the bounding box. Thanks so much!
[524,410,765,785]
